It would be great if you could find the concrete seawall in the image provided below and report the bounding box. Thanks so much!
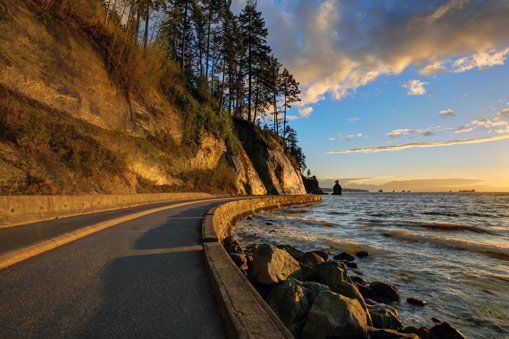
[0,193,213,228]
[202,194,322,338]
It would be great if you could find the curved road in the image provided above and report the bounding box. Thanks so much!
[0,199,230,338]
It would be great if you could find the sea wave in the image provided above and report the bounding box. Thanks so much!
[383,229,509,259]
[267,215,339,227]
[402,221,496,235]
[422,211,460,217]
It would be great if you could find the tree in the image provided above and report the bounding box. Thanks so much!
[239,0,269,122]
[280,68,300,139]
[284,125,306,171]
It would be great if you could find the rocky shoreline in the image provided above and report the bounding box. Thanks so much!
[223,236,466,339]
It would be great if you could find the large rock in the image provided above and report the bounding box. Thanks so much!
[277,244,304,262]
[267,278,329,337]
[368,328,419,339]
[369,303,403,330]
[302,290,368,339]
[313,261,370,316]
[249,244,300,284]
[314,261,351,285]
[367,281,401,303]
[429,322,465,339]
[302,252,325,267]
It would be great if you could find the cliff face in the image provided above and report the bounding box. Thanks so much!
[235,120,306,195]
[0,0,300,196]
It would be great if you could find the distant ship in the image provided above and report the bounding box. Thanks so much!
[459,189,476,193]
[378,189,383,193]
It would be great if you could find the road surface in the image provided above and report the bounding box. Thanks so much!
[0,199,229,337]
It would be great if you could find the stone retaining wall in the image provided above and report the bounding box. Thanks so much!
[202,194,322,338]
[0,192,213,228]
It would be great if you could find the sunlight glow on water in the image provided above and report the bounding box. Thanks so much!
[235,193,509,338]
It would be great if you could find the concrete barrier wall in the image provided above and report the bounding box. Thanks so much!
[202,194,322,338]
[0,192,213,228]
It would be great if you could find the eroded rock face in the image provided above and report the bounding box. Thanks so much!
[302,290,368,339]
[267,278,329,337]
[235,120,306,195]
[369,303,403,330]
[249,244,300,285]
[228,145,267,195]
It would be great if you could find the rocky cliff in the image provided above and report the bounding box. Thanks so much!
[0,0,301,195]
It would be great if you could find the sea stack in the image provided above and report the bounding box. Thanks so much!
[332,180,343,195]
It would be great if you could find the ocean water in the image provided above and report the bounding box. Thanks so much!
[235,193,509,338]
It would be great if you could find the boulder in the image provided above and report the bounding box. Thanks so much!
[249,243,300,284]
[333,252,355,262]
[302,252,325,267]
[312,250,329,261]
[367,282,401,303]
[351,276,368,286]
[314,261,351,285]
[344,261,358,269]
[223,236,243,254]
[369,303,403,330]
[267,278,329,337]
[356,250,370,258]
[368,327,419,339]
[429,322,465,339]
[229,253,248,271]
[330,279,370,316]
[277,244,305,262]
[302,290,368,339]
[402,326,430,339]
[431,317,442,324]
[407,297,426,306]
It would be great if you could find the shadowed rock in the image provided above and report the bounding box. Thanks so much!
[266,278,329,337]
[369,303,403,330]
[302,290,368,339]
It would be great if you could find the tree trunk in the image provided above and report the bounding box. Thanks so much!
[205,7,212,81]
[283,93,287,139]
[143,3,150,51]
[181,0,189,71]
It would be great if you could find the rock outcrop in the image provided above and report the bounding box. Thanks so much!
[0,0,303,195]
[235,120,306,195]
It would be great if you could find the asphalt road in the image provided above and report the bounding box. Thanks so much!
[0,199,228,338]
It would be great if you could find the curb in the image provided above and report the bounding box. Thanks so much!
[0,198,225,270]
[201,195,322,339]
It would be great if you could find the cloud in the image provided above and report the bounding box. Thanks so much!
[343,133,366,140]
[471,119,507,128]
[347,116,360,122]
[403,80,428,96]
[452,48,509,73]
[286,115,299,121]
[328,136,337,141]
[493,107,509,120]
[455,125,473,133]
[241,0,509,107]
[419,61,447,76]
[439,108,455,118]
[387,128,434,138]
[298,106,313,117]
[326,134,509,154]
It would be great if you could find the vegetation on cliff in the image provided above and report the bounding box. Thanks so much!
[0,0,308,195]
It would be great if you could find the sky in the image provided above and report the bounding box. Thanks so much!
[233,0,509,191]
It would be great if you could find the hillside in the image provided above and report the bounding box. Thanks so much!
[0,0,305,195]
